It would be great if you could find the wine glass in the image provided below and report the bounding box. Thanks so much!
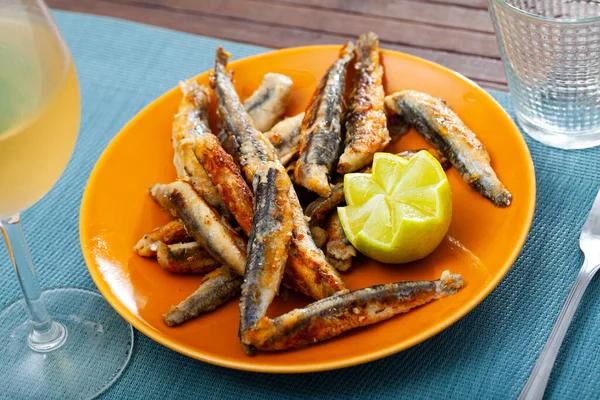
[0,1,133,398]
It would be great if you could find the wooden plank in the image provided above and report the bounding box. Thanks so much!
[478,81,508,92]
[47,0,506,86]
[134,0,500,58]
[425,0,489,8]
[48,0,506,89]
[268,0,494,33]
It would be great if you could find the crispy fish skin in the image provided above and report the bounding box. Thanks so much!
[284,191,347,299]
[181,81,255,235]
[162,266,243,327]
[149,181,247,276]
[218,75,294,163]
[244,73,293,132]
[239,164,293,354]
[133,220,193,257]
[385,90,512,207]
[294,42,355,197]
[310,226,328,249]
[194,135,255,235]
[305,182,345,228]
[211,47,347,300]
[217,129,239,161]
[156,242,220,274]
[242,271,463,351]
[387,112,410,142]
[324,213,356,272]
[338,32,390,174]
[210,47,278,180]
[264,112,304,166]
[173,81,230,217]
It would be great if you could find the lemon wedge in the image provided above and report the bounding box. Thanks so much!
[338,151,452,264]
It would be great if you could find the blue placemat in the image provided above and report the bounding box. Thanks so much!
[1,10,599,399]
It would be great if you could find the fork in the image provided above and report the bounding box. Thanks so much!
[519,189,600,400]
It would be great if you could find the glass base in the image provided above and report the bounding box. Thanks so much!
[516,112,600,150]
[0,288,133,399]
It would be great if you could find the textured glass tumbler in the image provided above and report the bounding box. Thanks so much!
[490,0,600,149]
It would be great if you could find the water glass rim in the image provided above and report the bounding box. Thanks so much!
[491,0,600,24]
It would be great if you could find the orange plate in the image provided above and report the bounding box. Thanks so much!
[80,46,535,373]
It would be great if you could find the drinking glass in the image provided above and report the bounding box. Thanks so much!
[0,1,133,398]
[489,0,600,149]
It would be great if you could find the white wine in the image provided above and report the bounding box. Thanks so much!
[0,4,134,399]
[0,16,80,218]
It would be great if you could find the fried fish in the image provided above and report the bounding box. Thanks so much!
[324,213,356,272]
[294,42,355,197]
[211,47,278,180]
[149,181,247,276]
[244,72,293,132]
[263,112,304,166]
[156,242,220,274]
[163,267,243,327]
[385,90,512,207]
[133,220,193,258]
[338,32,389,174]
[173,81,230,217]
[242,271,463,351]
[305,182,345,228]
[239,163,293,354]
[211,46,347,300]
[179,80,255,235]
[218,73,294,163]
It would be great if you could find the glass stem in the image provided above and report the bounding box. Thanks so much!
[0,213,67,352]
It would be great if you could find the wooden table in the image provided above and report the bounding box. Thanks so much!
[48,0,507,91]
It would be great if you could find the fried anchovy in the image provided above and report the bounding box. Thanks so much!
[244,73,293,132]
[310,226,328,249]
[324,213,356,272]
[149,181,247,276]
[217,129,240,164]
[151,181,246,326]
[211,46,347,300]
[387,112,411,142]
[284,190,347,299]
[242,271,463,352]
[294,42,355,197]
[338,32,389,174]
[156,242,220,274]
[305,182,346,228]
[264,112,304,166]
[211,47,278,179]
[180,80,255,235]
[239,163,293,354]
[172,81,230,217]
[218,74,293,164]
[133,220,193,257]
[385,90,512,207]
[163,267,243,326]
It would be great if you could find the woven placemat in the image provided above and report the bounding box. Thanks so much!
[0,10,599,399]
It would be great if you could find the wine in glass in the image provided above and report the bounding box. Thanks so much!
[0,1,133,398]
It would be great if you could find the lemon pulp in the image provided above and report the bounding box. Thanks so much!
[338,151,452,264]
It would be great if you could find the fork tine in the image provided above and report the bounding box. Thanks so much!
[580,188,600,240]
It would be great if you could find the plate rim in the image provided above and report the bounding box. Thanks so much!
[80,44,537,373]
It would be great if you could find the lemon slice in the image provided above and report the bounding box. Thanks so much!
[338,151,452,264]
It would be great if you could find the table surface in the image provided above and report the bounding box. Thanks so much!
[2,8,600,399]
[46,0,507,91]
